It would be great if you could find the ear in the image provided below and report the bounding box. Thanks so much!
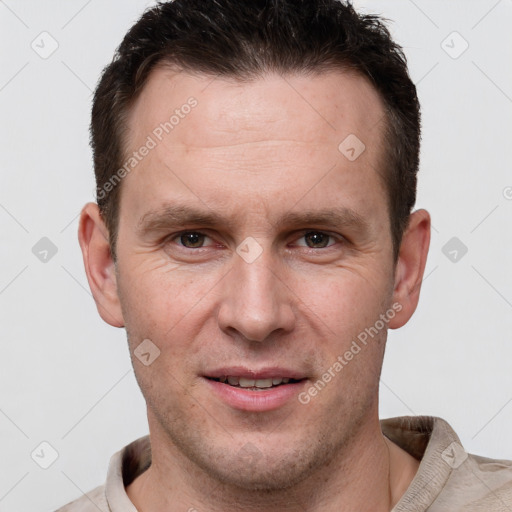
[388,209,431,329]
[78,202,124,327]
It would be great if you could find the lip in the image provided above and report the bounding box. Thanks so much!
[203,377,307,412]
[202,367,308,412]
[204,366,306,380]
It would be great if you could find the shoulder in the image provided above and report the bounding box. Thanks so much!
[430,419,512,509]
[446,452,512,510]
[53,435,150,512]
[54,484,108,512]
[384,416,512,511]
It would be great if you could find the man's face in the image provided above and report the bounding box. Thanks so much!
[115,68,397,489]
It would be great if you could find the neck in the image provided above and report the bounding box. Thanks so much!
[126,415,419,512]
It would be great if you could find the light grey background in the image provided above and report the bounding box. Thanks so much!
[0,1,511,511]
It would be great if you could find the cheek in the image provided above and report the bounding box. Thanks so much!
[294,265,392,337]
[120,265,207,398]
[119,257,189,315]
[116,256,221,355]
[296,273,390,414]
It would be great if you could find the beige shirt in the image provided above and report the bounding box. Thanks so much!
[56,416,512,511]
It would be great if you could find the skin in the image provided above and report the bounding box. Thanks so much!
[79,67,430,511]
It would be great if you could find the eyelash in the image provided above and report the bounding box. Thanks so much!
[166,230,344,251]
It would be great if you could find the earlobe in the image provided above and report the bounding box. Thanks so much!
[388,209,431,329]
[78,202,125,328]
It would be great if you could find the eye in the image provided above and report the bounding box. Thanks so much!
[296,231,338,249]
[172,231,213,248]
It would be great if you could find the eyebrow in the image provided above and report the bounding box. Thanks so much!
[136,203,370,236]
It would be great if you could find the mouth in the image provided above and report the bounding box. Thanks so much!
[206,375,304,391]
[203,369,308,411]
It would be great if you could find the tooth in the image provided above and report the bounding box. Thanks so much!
[254,378,273,388]
[282,378,290,384]
[239,378,256,387]
[272,377,283,385]
[219,376,227,383]
[228,376,240,386]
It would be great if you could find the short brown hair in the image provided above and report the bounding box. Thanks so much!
[91,0,421,262]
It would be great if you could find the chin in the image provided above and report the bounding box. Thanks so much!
[187,434,340,493]
[205,456,314,492]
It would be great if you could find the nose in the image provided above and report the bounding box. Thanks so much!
[216,246,296,343]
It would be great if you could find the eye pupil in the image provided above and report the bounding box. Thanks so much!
[181,232,204,248]
[305,232,329,248]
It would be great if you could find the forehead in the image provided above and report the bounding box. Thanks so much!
[120,66,389,232]
[127,66,386,150]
